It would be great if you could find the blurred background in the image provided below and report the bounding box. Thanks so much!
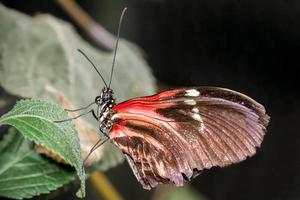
[0,0,299,200]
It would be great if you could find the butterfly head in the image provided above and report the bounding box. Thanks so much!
[95,87,115,107]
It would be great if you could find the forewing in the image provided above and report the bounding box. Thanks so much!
[109,87,270,189]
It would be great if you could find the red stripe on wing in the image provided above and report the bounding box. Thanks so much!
[112,89,182,111]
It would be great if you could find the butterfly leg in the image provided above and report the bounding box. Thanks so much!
[54,109,95,123]
[82,137,109,168]
[90,108,110,137]
[99,123,110,138]
[91,109,99,120]
[65,102,95,112]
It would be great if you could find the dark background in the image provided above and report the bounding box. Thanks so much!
[1,1,299,200]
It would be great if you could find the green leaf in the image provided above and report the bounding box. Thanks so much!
[0,3,156,170]
[0,128,75,199]
[0,99,85,197]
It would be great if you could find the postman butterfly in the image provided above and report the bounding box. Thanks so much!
[60,8,270,190]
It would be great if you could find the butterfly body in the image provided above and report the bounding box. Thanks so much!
[93,87,116,134]
[94,87,269,190]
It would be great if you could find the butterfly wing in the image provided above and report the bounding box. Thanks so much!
[109,87,270,189]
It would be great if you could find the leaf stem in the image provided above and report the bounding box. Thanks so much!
[56,0,116,50]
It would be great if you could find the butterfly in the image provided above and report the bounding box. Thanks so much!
[59,8,270,190]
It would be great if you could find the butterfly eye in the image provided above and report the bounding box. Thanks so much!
[103,93,109,100]
[102,92,112,102]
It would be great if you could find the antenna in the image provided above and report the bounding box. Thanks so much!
[77,49,108,88]
[108,7,127,88]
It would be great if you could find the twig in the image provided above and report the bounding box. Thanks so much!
[56,0,116,50]
[89,171,123,200]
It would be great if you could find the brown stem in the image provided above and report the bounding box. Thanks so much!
[57,0,116,50]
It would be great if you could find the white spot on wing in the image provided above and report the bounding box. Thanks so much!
[185,89,200,97]
[192,113,201,121]
[192,107,199,113]
[184,99,196,105]
[192,113,205,133]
